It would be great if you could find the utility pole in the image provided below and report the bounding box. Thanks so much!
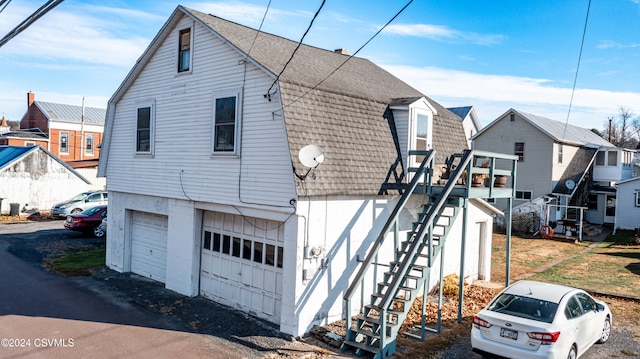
[608,117,613,143]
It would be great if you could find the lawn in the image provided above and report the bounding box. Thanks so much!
[47,245,106,276]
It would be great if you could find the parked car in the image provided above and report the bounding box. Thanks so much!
[51,191,108,218]
[63,205,108,238]
[471,280,611,359]
[98,217,107,236]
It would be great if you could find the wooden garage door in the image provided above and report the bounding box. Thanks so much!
[131,211,168,283]
[200,211,284,324]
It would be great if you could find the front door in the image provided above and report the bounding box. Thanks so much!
[604,195,615,224]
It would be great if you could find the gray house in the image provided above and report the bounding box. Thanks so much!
[472,109,622,226]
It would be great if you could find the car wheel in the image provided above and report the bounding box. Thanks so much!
[93,225,105,238]
[597,316,611,344]
[567,345,577,359]
[70,208,83,214]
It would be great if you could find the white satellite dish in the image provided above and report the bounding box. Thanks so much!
[298,144,325,168]
[565,179,575,190]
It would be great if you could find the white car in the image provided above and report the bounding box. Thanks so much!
[471,280,611,359]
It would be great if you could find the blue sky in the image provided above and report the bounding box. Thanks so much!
[1,0,640,131]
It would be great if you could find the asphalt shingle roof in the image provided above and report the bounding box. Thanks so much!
[552,147,598,195]
[182,7,469,196]
[103,6,468,196]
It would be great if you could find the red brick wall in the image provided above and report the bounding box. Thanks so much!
[49,128,102,161]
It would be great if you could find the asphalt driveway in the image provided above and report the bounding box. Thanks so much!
[0,221,328,359]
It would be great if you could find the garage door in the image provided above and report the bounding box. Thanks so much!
[200,211,284,324]
[131,211,168,283]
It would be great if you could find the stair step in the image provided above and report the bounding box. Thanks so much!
[389,261,426,272]
[356,313,397,326]
[352,325,384,339]
[365,303,404,315]
[342,339,380,354]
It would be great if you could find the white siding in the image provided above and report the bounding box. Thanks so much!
[105,15,296,207]
[0,149,91,213]
[284,195,495,337]
[74,167,106,191]
[615,179,640,230]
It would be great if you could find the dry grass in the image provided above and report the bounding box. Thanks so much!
[491,233,585,283]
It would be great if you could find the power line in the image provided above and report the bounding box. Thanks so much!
[563,0,591,138]
[0,0,65,49]
[281,0,414,110]
[265,0,326,100]
[0,0,12,14]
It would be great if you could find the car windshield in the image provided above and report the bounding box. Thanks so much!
[69,193,90,202]
[488,293,559,323]
[83,207,104,216]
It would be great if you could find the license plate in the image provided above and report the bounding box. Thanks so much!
[500,328,518,340]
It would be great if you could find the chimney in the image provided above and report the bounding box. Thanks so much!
[28,92,35,106]
[334,48,349,55]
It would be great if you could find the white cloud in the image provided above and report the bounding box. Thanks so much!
[382,65,640,130]
[383,23,505,45]
[0,3,153,67]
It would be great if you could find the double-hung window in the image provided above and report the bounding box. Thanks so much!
[515,142,525,162]
[178,28,192,73]
[59,132,69,154]
[635,190,640,207]
[212,91,241,154]
[85,134,94,156]
[136,101,155,154]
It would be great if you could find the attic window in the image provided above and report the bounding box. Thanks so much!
[178,28,191,72]
[510,114,515,122]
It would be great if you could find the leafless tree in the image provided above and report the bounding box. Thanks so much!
[602,106,640,148]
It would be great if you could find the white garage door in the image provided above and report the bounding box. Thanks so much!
[131,211,168,283]
[200,211,284,324]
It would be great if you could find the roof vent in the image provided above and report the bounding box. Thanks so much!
[334,48,349,55]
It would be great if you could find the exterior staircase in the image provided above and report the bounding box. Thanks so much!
[342,150,474,358]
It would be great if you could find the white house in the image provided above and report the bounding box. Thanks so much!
[614,177,640,232]
[0,146,90,214]
[448,106,482,147]
[97,6,512,354]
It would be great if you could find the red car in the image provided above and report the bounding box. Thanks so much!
[64,205,108,238]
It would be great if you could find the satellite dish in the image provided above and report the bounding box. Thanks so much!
[565,179,575,190]
[299,144,325,168]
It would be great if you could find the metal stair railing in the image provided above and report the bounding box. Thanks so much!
[343,150,435,343]
[372,150,474,357]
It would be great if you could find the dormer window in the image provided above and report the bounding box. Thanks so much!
[178,28,191,73]
[411,109,433,165]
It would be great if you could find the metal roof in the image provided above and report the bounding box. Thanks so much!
[0,146,35,169]
[35,101,106,125]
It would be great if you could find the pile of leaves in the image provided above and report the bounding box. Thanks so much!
[401,275,498,331]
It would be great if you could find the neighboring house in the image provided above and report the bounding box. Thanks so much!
[448,106,481,147]
[472,108,633,226]
[6,92,107,190]
[97,6,515,355]
[18,92,105,162]
[0,146,91,214]
[614,177,640,232]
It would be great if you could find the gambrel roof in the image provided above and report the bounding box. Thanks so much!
[34,101,106,125]
[101,5,468,196]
